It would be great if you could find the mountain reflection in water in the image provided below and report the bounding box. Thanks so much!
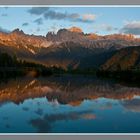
[0,75,140,133]
[0,75,140,105]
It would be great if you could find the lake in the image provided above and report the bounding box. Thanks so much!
[0,74,140,133]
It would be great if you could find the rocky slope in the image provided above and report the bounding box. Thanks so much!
[101,46,140,71]
[1,27,140,69]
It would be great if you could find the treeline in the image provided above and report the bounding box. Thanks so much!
[0,52,53,78]
[0,53,17,67]
[3,51,140,82]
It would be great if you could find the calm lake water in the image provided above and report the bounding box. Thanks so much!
[0,74,140,133]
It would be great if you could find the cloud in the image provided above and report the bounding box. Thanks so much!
[100,24,118,32]
[34,18,43,25]
[121,99,140,112]
[82,14,96,21]
[120,21,140,35]
[0,26,10,33]
[28,7,50,15]
[88,24,118,32]
[44,10,95,23]
[36,27,41,32]
[29,109,95,132]
[35,108,43,116]
[22,22,29,26]
[30,118,51,133]
[4,7,8,10]
[44,10,69,20]
[1,13,8,17]
[28,7,96,23]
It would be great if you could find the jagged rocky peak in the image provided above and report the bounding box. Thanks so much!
[46,29,68,36]
[46,27,83,36]
[57,28,69,36]
[69,27,83,33]
[68,26,83,33]
[46,28,73,41]
[46,31,56,37]
[10,28,25,35]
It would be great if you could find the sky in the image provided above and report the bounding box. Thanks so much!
[0,6,140,36]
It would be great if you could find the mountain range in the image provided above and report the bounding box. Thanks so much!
[0,26,140,70]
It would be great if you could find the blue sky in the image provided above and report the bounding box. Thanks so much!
[0,7,140,36]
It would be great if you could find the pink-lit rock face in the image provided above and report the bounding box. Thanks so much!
[68,27,83,33]
[0,27,140,70]
[0,27,139,53]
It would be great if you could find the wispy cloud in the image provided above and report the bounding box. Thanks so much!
[44,10,95,23]
[100,24,118,32]
[1,13,8,17]
[88,24,118,33]
[82,14,96,21]
[29,109,95,132]
[22,22,29,26]
[28,7,96,23]
[120,20,140,35]
[28,7,50,15]
[121,99,140,112]
[34,18,43,25]
[36,27,41,32]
